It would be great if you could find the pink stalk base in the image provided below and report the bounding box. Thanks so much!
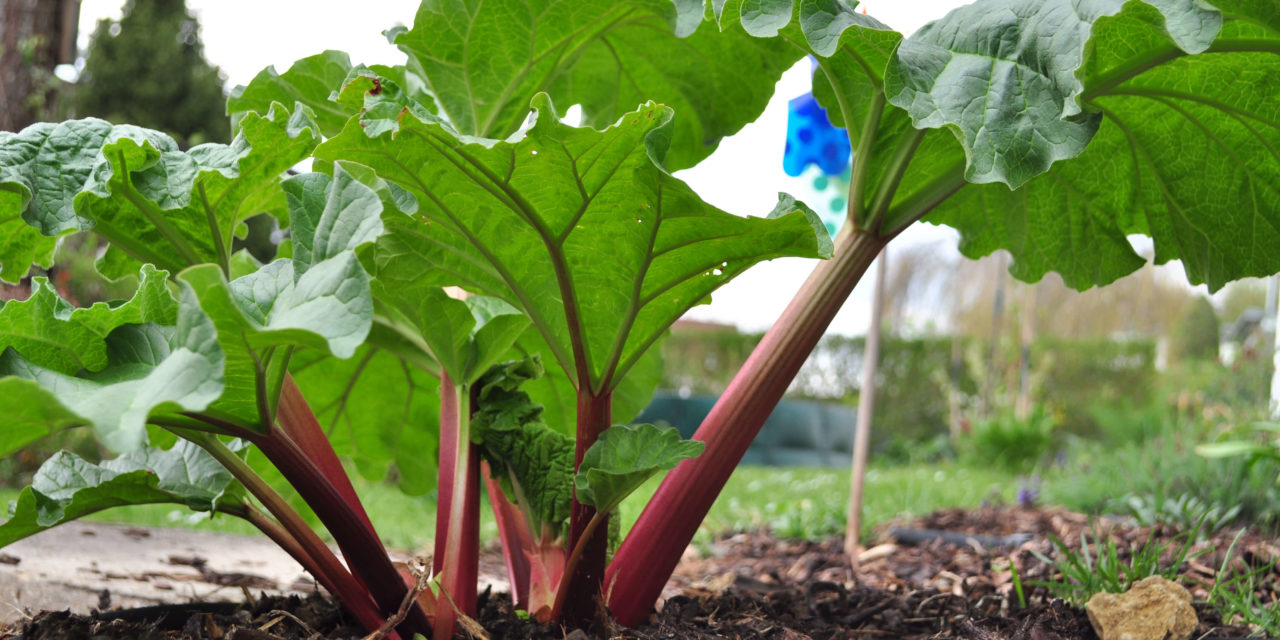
[482,461,532,608]
[434,373,480,640]
[606,229,889,626]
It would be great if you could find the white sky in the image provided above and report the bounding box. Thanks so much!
[75,0,977,336]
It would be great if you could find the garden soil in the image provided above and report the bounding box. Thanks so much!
[3,506,1277,639]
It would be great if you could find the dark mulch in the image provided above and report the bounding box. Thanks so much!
[5,505,1277,639]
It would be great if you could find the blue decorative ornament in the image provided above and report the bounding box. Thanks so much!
[782,92,851,178]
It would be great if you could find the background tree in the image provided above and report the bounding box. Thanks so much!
[0,0,79,131]
[76,0,228,145]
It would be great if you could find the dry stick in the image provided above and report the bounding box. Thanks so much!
[847,247,887,566]
[436,583,491,640]
[363,560,434,640]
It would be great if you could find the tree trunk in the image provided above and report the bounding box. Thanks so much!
[1,0,78,132]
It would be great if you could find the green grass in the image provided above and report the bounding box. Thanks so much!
[2,461,1019,551]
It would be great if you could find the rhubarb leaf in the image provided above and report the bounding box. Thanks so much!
[0,105,319,280]
[177,164,384,427]
[392,0,799,169]
[227,51,356,137]
[575,423,703,513]
[921,1,1280,290]
[372,283,530,385]
[0,441,245,546]
[0,378,86,458]
[471,356,576,533]
[321,95,830,393]
[0,284,226,452]
[714,0,900,147]
[0,264,175,375]
[884,0,1222,189]
[0,190,55,283]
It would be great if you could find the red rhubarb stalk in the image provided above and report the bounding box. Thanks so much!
[606,227,889,625]
[433,372,480,640]
[559,390,613,629]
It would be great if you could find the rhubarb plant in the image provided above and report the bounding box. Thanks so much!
[2,0,1278,636]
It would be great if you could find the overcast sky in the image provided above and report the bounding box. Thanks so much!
[75,0,976,336]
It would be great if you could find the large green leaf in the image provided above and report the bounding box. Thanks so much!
[0,441,245,546]
[0,284,225,452]
[320,95,830,392]
[289,345,441,495]
[0,265,175,375]
[923,1,1280,290]
[0,105,319,280]
[392,0,800,169]
[884,0,1222,189]
[574,423,703,513]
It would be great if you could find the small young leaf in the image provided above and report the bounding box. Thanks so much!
[0,441,244,546]
[575,424,703,513]
[471,356,576,533]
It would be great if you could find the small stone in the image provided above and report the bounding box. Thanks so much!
[1085,576,1197,640]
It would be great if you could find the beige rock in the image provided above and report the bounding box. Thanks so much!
[1085,576,1197,640]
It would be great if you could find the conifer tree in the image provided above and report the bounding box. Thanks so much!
[77,0,228,145]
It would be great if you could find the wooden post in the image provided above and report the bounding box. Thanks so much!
[846,247,887,565]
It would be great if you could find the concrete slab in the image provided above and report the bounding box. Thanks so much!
[0,521,509,626]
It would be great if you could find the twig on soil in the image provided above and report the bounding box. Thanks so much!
[261,609,321,639]
[362,557,437,640]
[436,581,490,640]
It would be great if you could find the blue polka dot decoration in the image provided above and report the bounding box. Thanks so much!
[782,92,851,178]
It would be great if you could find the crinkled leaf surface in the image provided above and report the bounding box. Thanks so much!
[0,105,319,280]
[177,164,384,427]
[575,423,703,513]
[470,356,575,533]
[227,51,356,137]
[884,0,1222,188]
[715,0,900,147]
[0,284,225,452]
[290,345,441,495]
[0,265,174,375]
[921,0,1280,290]
[393,0,800,169]
[0,440,245,546]
[320,95,830,392]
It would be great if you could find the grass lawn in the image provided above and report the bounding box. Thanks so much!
[0,461,1020,551]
